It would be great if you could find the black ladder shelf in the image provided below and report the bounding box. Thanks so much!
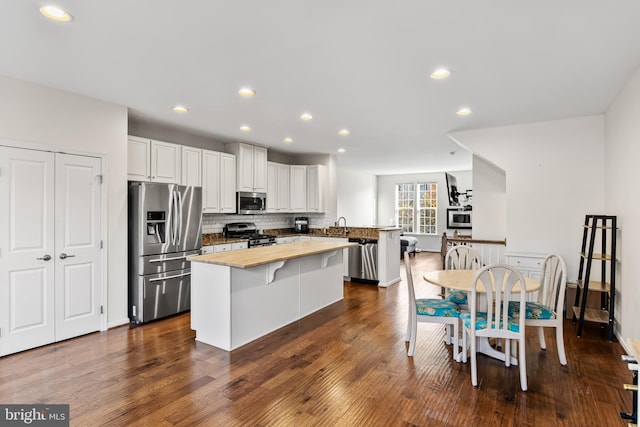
[572,214,618,341]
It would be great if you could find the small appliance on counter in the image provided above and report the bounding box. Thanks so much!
[294,217,309,233]
[224,222,277,247]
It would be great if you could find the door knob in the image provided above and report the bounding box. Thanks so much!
[59,253,75,260]
[36,254,52,261]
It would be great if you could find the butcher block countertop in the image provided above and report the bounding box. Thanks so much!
[188,240,358,269]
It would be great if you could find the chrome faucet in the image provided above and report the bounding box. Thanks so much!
[336,216,348,235]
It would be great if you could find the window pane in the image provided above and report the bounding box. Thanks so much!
[397,182,436,235]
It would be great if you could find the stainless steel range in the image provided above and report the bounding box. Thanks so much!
[224,222,277,247]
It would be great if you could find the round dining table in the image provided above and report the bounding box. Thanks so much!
[423,269,541,364]
[423,269,540,293]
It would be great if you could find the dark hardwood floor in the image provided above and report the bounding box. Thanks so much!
[0,252,633,426]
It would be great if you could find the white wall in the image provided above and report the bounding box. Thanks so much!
[377,170,472,251]
[605,67,640,342]
[336,168,377,227]
[0,75,129,327]
[450,116,606,282]
[471,155,506,240]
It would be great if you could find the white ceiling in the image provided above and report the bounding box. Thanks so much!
[2,1,640,175]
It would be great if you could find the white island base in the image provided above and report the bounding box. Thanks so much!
[190,242,353,351]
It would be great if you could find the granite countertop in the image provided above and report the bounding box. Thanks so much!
[189,240,358,268]
[201,226,400,246]
[266,226,400,239]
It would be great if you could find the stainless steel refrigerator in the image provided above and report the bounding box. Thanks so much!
[128,182,202,324]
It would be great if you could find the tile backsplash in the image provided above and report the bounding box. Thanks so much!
[202,213,332,234]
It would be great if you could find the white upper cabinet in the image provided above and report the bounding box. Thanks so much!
[226,142,267,193]
[181,146,202,186]
[202,150,236,214]
[277,163,290,211]
[219,152,236,213]
[127,136,181,184]
[306,164,326,212]
[267,162,291,213]
[266,162,277,213]
[202,150,220,213]
[127,136,151,181]
[150,140,181,184]
[289,165,307,212]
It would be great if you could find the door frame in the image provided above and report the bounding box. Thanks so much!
[0,138,108,332]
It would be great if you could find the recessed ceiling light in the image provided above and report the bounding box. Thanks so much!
[430,68,452,79]
[172,105,189,113]
[300,113,313,121]
[337,148,346,153]
[338,129,350,136]
[283,137,293,143]
[240,125,251,131]
[39,5,74,22]
[238,88,256,97]
[456,107,472,116]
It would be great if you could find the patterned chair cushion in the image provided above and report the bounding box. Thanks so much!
[508,301,556,320]
[416,299,460,317]
[460,311,521,333]
[444,290,468,305]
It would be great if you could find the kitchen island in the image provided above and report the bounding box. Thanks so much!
[188,240,357,351]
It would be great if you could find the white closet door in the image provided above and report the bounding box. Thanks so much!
[54,154,102,341]
[0,147,56,356]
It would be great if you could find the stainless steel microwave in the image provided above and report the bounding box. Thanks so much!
[447,208,472,229]
[237,192,266,214]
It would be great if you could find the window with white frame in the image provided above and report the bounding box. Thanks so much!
[395,182,437,234]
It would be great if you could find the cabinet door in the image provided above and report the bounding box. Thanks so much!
[306,165,325,212]
[151,140,181,184]
[202,150,220,213]
[290,165,307,212]
[253,146,268,192]
[266,162,278,213]
[181,146,202,186]
[127,136,151,181]
[277,164,290,211]
[237,143,254,192]
[219,153,237,213]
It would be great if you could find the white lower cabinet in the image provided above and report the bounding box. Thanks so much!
[505,252,546,280]
[202,242,248,255]
[505,252,546,301]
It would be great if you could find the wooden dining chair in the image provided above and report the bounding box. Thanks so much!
[508,254,568,365]
[443,245,482,306]
[404,252,461,360]
[461,264,528,391]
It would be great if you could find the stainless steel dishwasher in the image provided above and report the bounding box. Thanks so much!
[348,238,378,283]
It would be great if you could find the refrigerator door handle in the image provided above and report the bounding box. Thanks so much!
[177,190,183,246]
[149,255,188,263]
[172,190,179,245]
[149,272,191,282]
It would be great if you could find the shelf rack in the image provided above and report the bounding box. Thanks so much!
[572,214,618,341]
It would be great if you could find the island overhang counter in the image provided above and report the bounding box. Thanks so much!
[188,240,358,351]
